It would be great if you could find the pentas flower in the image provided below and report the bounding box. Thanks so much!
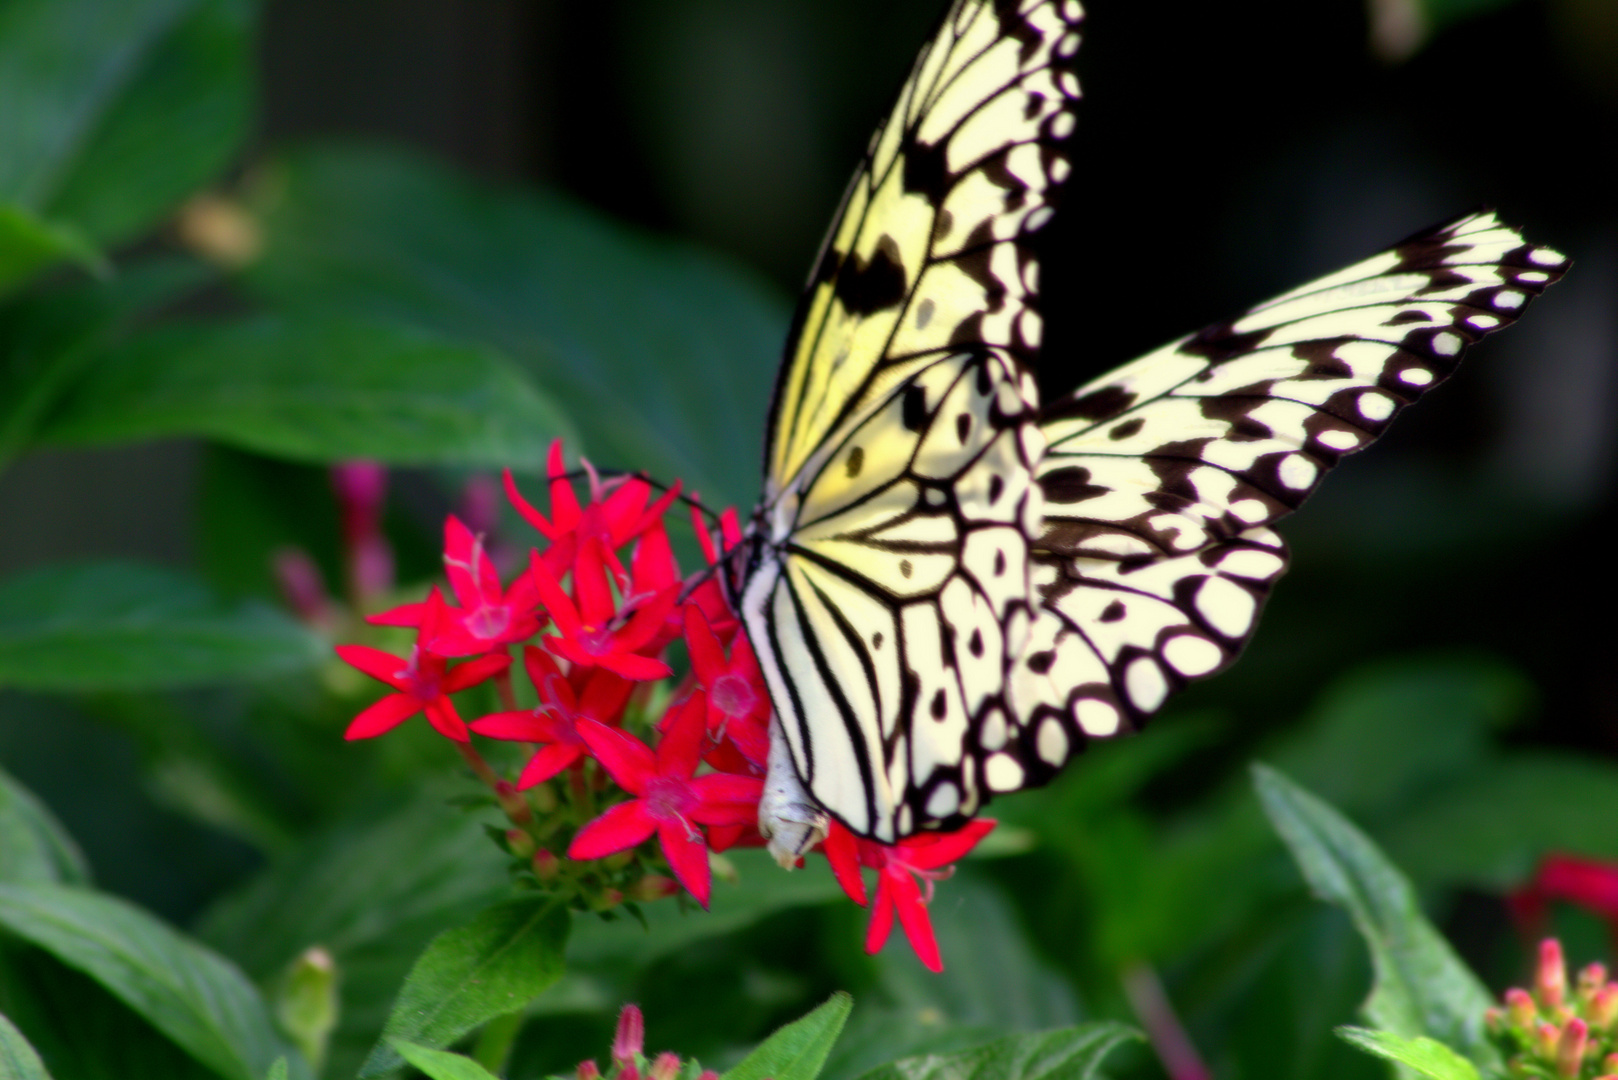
[575,1004,719,1080]
[337,588,511,742]
[1485,938,1618,1079]
[471,646,633,788]
[569,693,764,907]
[331,461,394,605]
[681,607,769,772]
[330,438,983,968]
[825,817,997,972]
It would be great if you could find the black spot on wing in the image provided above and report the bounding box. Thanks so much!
[902,385,928,431]
[836,235,908,316]
[1041,465,1107,503]
[1044,384,1137,422]
[1181,323,1274,364]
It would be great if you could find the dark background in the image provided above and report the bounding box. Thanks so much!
[2,0,1615,917]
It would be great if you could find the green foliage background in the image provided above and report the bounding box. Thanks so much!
[2,0,1615,1077]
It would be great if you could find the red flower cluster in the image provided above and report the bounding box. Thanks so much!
[333,442,993,967]
[1485,938,1618,1079]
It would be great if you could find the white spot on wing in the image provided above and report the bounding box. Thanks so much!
[1431,332,1461,356]
[1357,392,1395,421]
[1075,698,1119,736]
[985,753,1024,792]
[1317,429,1359,450]
[1037,717,1068,765]
[1278,454,1317,490]
[1399,367,1434,387]
[1125,657,1168,711]
[1163,634,1222,677]
[926,782,960,819]
[1196,576,1257,637]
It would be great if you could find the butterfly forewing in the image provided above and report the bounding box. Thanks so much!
[1007,211,1569,769]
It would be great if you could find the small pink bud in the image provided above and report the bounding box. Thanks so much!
[505,828,536,859]
[1557,1017,1588,1077]
[1507,987,1539,1029]
[1581,963,1610,1002]
[272,548,335,629]
[1538,939,1568,1009]
[648,1052,680,1080]
[627,875,679,902]
[494,780,533,826]
[1485,1007,1504,1035]
[459,474,502,536]
[1593,985,1618,1030]
[619,1068,640,1080]
[612,1004,645,1066]
[697,1073,719,1080]
[1609,1052,1618,1074]
[533,849,561,881]
[577,1061,601,1080]
[1537,1022,1562,1059]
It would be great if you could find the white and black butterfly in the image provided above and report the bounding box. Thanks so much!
[725,0,1567,860]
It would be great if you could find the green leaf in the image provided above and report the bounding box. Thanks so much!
[0,765,89,885]
[195,791,514,1080]
[0,0,251,249]
[1252,764,1499,1071]
[724,993,853,1080]
[1336,1027,1480,1080]
[0,561,327,691]
[388,1040,500,1080]
[0,882,306,1080]
[264,1059,287,1080]
[849,1023,1143,1080]
[242,145,790,506]
[0,204,102,296]
[0,1011,55,1080]
[37,315,573,468]
[359,897,569,1078]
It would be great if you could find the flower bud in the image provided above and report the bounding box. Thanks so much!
[1538,939,1568,1010]
[1485,1007,1505,1035]
[274,946,339,1073]
[533,848,561,881]
[530,780,559,813]
[612,1005,645,1066]
[1557,1018,1588,1077]
[1596,986,1618,1031]
[506,828,537,859]
[627,875,679,902]
[1607,1050,1618,1072]
[495,780,533,826]
[648,1052,681,1080]
[1581,964,1610,1003]
[1537,1022,1561,1059]
[578,1061,601,1080]
[1507,987,1539,1029]
[697,1072,719,1080]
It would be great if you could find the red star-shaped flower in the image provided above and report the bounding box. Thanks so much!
[504,442,677,581]
[370,516,543,657]
[336,588,511,742]
[471,646,633,787]
[681,606,768,772]
[567,693,763,906]
[824,817,997,972]
[529,540,676,681]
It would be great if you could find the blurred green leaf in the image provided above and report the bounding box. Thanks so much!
[242,145,790,507]
[826,875,1080,1080]
[0,947,219,1080]
[36,315,574,467]
[195,791,513,1080]
[0,1010,55,1080]
[724,992,852,1080]
[388,1041,499,1080]
[849,1023,1141,1080]
[265,1058,288,1080]
[0,0,251,256]
[0,765,90,886]
[0,205,102,296]
[0,561,327,691]
[1385,754,1618,890]
[1336,1027,1480,1080]
[359,898,569,1078]
[1252,765,1499,1071]
[0,256,213,461]
[0,882,307,1080]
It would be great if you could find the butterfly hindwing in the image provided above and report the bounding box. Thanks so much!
[1004,210,1570,769]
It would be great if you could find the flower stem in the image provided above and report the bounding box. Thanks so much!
[1122,961,1210,1080]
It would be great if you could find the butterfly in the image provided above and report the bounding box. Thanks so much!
[727,0,1568,861]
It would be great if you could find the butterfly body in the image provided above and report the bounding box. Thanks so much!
[737,0,1567,861]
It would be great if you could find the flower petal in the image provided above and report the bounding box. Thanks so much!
[573,538,616,627]
[903,818,997,869]
[344,693,421,739]
[529,550,583,638]
[596,651,673,681]
[576,718,657,793]
[469,709,554,741]
[423,697,470,742]
[546,439,582,532]
[687,772,764,806]
[656,692,707,778]
[887,867,943,972]
[865,885,896,955]
[657,820,712,908]
[578,669,634,722]
[684,606,726,686]
[569,799,656,859]
[442,652,513,692]
[518,743,586,788]
[335,643,411,688]
[503,468,558,538]
[824,822,868,906]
